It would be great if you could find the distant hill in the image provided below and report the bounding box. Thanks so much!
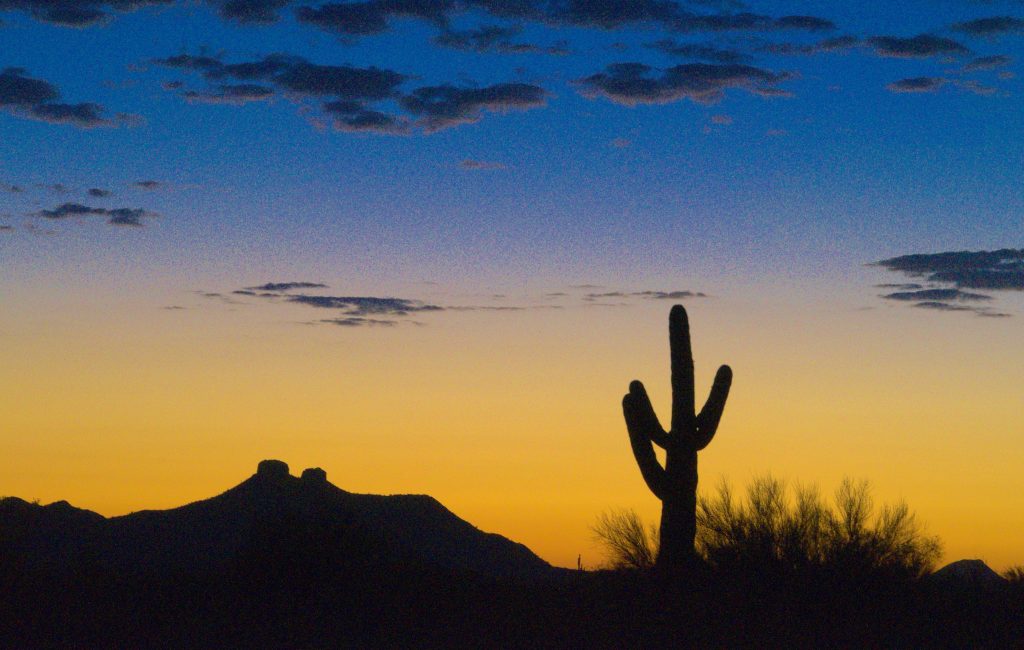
[0,459,553,581]
[926,559,1007,588]
[1,460,589,647]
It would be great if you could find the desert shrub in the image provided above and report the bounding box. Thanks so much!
[591,508,658,570]
[1005,566,1024,583]
[594,476,941,580]
[697,476,941,580]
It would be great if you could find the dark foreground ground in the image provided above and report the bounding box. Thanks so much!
[2,464,1021,648]
[4,546,1023,648]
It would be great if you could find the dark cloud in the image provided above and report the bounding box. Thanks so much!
[157,51,547,134]
[875,249,1024,290]
[0,68,113,127]
[881,288,991,302]
[246,59,406,100]
[88,188,111,197]
[482,2,833,33]
[635,290,708,299]
[320,316,399,327]
[134,180,161,189]
[435,24,521,50]
[671,12,834,33]
[439,305,528,311]
[36,203,98,218]
[494,40,570,55]
[909,301,1008,317]
[875,283,924,290]
[228,284,445,324]
[955,79,999,95]
[952,16,1024,37]
[154,54,224,73]
[246,282,329,291]
[106,208,150,226]
[647,40,750,64]
[155,52,423,131]
[400,82,547,132]
[232,289,275,296]
[2,183,23,193]
[28,102,109,127]
[456,0,682,28]
[286,294,443,315]
[207,0,292,23]
[459,159,507,170]
[887,76,946,93]
[323,100,410,134]
[773,16,835,31]
[962,54,1012,71]
[0,67,58,106]
[33,202,156,226]
[434,24,569,55]
[183,83,274,104]
[576,61,790,105]
[912,301,976,312]
[225,282,580,326]
[873,249,1024,316]
[0,224,14,231]
[284,0,834,39]
[228,284,435,313]
[867,34,970,58]
[296,0,452,36]
[196,291,243,304]
[0,0,172,27]
[758,35,859,56]
[584,289,708,300]
[552,0,684,28]
[978,311,1012,318]
[156,53,407,101]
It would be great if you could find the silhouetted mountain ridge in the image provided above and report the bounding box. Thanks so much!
[4,461,1022,647]
[0,459,553,581]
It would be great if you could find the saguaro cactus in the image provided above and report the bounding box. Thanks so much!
[622,305,732,573]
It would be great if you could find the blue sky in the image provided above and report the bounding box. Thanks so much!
[2,0,1023,314]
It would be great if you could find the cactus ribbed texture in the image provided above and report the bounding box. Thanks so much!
[622,305,732,573]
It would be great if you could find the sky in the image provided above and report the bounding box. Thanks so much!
[1,0,1023,570]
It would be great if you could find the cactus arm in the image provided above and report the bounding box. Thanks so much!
[695,365,733,451]
[669,305,696,435]
[623,392,668,500]
[627,380,671,449]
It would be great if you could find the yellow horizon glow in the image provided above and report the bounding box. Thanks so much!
[2,287,1022,572]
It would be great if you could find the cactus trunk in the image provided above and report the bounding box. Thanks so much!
[656,448,698,571]
[622,305,732,573]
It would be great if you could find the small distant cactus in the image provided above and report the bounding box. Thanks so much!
[622,305,732,573]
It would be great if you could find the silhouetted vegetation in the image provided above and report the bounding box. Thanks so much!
[696,476,941,579]
[594,475,941,579]
[1006,565,1024,583]
[589,474,1024,647]
[622,304,732,572]
[592,508,657,570]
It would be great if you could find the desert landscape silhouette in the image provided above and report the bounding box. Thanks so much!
[4,0,1024,646]
[2,306,1021,648]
